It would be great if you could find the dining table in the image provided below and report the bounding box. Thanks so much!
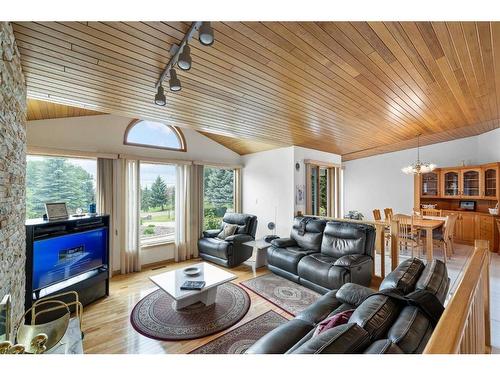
[380,214,446,262]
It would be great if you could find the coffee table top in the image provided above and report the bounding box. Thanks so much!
[149,262,237,300]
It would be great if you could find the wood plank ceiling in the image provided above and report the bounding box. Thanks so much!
[13,22,500,161]
[27,98,105,121]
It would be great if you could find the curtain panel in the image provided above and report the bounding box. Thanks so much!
[96,158,115,276]
[119,159,141,274]
[234,168,242,213]
[174,164,203,262]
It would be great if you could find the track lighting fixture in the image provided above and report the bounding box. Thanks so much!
[155,21,215,103]
[169,69,181,92]
[154,85,166,106]
[177,44,192,71]
[198,22,214,46]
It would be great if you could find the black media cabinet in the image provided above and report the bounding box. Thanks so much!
[25,214,110,313]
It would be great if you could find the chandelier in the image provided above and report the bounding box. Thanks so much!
[401,134,436,175]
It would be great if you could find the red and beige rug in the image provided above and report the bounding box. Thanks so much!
[240,273,321,316]
[130,283,250,340]
[189,310,288,354]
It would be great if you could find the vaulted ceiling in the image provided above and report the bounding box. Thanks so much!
[14,22,500,160]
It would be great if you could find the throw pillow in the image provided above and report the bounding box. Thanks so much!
[313,309,355,337]
[217,224,238,240]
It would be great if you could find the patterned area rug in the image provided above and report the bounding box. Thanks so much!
[189,310,288,354]
[130,283,250,340]
[241,274,321,316]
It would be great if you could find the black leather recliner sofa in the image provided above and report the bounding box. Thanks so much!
[198,213,257,268]
[268,217,375,294]
[247,257,449,354]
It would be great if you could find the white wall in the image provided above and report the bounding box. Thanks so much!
[242,147,295,239]
[478,128,500,163]
[343,129,500,220]
[27,114,242,271]
[27,114,242,165]
[242,146,342,239]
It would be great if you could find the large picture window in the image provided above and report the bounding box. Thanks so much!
[26,155,96,219]
[139,163,176,245]
[203,167,235,230]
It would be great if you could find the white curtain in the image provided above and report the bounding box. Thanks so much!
[175,164,203,262]
[119,159,141,274]
[233,168,242,213]
[96,158,115,276]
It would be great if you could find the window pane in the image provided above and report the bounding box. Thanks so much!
[26,155,96,219]
[140,163,176,244]
[126,120,182,149]
[203,167,234,230]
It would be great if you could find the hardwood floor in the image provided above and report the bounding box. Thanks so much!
[81,260,292,354]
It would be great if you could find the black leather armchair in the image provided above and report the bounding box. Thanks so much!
[267,218,375,294]
[198,213,258,268]
[247,258,450,354]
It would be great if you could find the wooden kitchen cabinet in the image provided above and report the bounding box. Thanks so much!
[421,171,440,197]
[482,164,499,199]
[441,170,460,197]
[460,168,482,198]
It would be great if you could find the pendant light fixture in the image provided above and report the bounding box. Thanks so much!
[401,134,436,175]
[154,85,166,106]
[198,22,214,46]
[177,44,192,71]
[168,69,181,92]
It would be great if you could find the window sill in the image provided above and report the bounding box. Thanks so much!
[141,238,175,249]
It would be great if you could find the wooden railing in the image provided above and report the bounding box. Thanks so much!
[424,240,491,354]
[305,215,400,284]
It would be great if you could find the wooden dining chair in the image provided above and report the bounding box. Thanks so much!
[372,209,382,221]
[433,214,458,264]
[396,214,421,258]
[421,208,443,217]
[384,208,393,221]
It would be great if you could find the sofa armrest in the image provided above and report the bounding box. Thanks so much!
[271,237,297,248]
[336,283,376,307]
[224,234,254,244]
[334,254,371,268]
[295,289,341,325]
[202,229,221,238]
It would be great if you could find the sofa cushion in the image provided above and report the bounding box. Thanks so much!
[217,223,238,239]
[379,258,425,294]
[290,217,327,251]
[348,294,401,341]
[336,283,376,307]
[321,221,375,258]
[298,254,348,290]
[415,259,449,304]
[291,323,370,354]
[363,339,404,354]
[222,213,256,236]
[198,237,231,259]
[267,246,317,275]
[387,305,433,354]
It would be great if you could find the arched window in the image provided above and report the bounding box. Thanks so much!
[124,119,186,152]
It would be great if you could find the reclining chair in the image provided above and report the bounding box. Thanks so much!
[198,213,257,268]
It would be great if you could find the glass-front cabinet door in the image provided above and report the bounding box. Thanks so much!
[461,168,481,198]
[421,172,439,197]
[483,167,498,198]
[442,170,460,197]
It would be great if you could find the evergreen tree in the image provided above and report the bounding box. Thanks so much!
[141,186,152,211]
[26,157,95,219]
[204,168,234,208]
[150,175,167,210]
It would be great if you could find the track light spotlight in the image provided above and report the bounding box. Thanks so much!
[198,22,214,46]
[177,44,192,71]
[154,85,166,106]
[169,69,181,92]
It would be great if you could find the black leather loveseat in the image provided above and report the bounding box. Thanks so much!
[198,213,257,268]
[247,257,449,354]
[267,217,375,294]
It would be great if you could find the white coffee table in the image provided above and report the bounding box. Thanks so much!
[149,262,237,310]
